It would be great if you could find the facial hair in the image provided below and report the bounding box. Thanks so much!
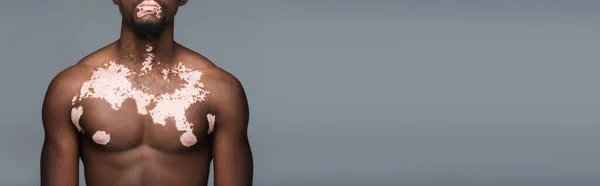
[129,18,167,39]
[129,0,168,39]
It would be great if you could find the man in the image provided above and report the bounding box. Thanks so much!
[40,0,253,185]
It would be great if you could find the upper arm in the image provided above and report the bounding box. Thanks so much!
[41,67,84,186]
[210,73,253,186]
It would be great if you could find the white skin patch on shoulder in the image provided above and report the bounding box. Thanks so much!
[207,113,215,134]
[71,59,210,147]
[71,97,85,133]
[92,131,111,145]
[70,106,84,132]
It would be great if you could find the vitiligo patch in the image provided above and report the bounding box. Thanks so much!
[70,106,84,133]
[92,131,111,145]
[70,55,211,147]
[140,53,154,75]
[207,114,215,134]
[136,0,162,19]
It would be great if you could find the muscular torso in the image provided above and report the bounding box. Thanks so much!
[71,46,217,186]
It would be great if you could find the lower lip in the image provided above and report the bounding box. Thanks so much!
[139,5,158,8]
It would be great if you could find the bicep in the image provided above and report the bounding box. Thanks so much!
[212,77,253,186]
[40,73,81,186]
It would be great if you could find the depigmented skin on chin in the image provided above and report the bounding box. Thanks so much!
[136,0,162,19]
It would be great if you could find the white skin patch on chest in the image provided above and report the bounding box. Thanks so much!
[162,69,169,80]
[139,45,154,75]
[70,59,211,147]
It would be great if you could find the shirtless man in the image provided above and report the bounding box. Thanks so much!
[40,0,253,185]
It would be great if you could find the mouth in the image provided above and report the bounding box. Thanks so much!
[136,1,162,18]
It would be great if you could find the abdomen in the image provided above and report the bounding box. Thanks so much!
[82,144,212,186]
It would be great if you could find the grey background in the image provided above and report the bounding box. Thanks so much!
[1,0,599,185]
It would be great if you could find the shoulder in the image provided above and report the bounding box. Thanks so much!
[178,47,247,110]
[204,67,243,91]
[48,43,116,90]
[46,46,109,100]
[45,64,94,102]
[48,44,108,91]
[202,63,246,110]
[177,45,245,92]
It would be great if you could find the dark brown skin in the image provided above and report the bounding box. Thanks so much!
[40,0,253,185]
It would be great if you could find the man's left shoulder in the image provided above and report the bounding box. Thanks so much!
[201,66,248,116]
[201,66,244,95]
[179,47,245,95]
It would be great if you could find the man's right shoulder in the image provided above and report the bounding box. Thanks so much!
[48,43,115,95]
[48,44,110,88]
[46,64,94,96]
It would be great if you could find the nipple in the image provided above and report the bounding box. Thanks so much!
[92,131,111,145]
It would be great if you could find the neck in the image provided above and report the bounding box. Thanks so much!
[115,19,176,64]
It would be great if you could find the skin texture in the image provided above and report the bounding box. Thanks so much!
[40,0,253,185]
[136,1,162,18]
[71,59,210,147]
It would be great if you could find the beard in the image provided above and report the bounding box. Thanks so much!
[128,0,168,39]
[129,18,167,39]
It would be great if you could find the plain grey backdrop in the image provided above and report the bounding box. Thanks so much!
[1,0,600,185]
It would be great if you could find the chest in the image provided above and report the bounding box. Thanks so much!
[70,62,214,151]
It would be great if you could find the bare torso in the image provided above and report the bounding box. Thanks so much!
[70,43,220,186]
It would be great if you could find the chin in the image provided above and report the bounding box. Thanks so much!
[136,13,163,22]
[136,19,160,25]
[129,18,166,39]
